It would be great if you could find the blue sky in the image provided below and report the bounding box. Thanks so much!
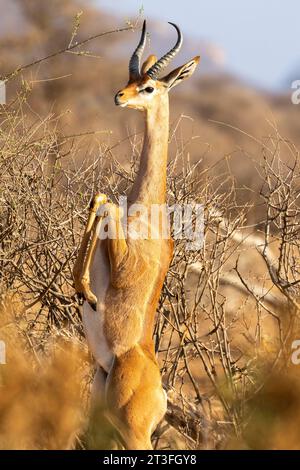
[97,0,299,91]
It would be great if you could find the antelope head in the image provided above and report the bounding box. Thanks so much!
[115,21,200,111]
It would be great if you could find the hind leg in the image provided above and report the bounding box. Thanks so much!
[90,365,107,405]
[105,345,167,450]
[86,366,123,450]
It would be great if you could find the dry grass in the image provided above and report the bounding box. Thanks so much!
[0,296,89,449]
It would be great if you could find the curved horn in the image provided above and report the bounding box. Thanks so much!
[129,20,147,80]
[146,22,183,80]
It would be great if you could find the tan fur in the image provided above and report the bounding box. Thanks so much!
[141,55,158,75]
[73,42,199,449]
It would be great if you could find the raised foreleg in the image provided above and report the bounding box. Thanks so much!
[73,193,107,310]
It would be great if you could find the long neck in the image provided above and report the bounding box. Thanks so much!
[129,97,169,206]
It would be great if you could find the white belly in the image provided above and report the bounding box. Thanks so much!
[82,242,113,373]
[82,302,113,372]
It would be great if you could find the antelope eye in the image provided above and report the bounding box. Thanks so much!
[144,86,154,93]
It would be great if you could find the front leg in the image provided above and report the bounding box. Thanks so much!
[73,193,107,309]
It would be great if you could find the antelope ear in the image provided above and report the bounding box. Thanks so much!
[161,56,200,90]
[141,55,158,75]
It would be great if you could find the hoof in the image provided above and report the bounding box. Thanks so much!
[90,301,97,312]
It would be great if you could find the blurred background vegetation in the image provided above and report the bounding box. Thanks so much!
[1,0,299,221]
